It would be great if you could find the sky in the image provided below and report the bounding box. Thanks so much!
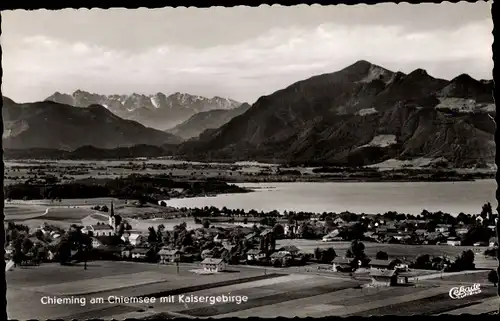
[1,2,493,104]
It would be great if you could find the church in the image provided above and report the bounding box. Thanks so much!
[81,201,121,236]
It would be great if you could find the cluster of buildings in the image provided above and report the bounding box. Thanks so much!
[323,217,498,247]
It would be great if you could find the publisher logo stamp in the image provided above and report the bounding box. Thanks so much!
[448,284,481,299]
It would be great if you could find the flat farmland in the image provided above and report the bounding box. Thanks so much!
[277,239,486,261]
[7,261,281,320]
[7,260,497,320]
[4,205,48,221]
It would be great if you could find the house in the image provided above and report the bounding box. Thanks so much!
[333,217,346,225]
[128,233,146,246]
[201,258,226,272]
[489,237,498,248]
[270,251,292,265]
[201,249,214,259]
[86,224,114,236]
[277,245,300,256]
[363,231,375,239]
[158,249,181,264]
[260,228,273,237]
[369,259,397,271]
[28,237,48,248]
[247,249,266,261]
[436,224,452,233]
[50,232,61,239]
[323,230,340,241]
[446,237,462,246]
[121,247,132,259]
[476,216,484,223]
[91,237,103,248]
[414,229,427,235]
[370,269,398,286]
[131,248,152,260]
[487,225,496,232]
[244,232,258,242]
[332,257,352,272]
[213,234,228,243]
[456,228,469,235]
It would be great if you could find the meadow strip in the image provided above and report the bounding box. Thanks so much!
[178,280,359,317]
[26,271,171,295]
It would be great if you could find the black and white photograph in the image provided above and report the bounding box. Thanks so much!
[2,2,499,319]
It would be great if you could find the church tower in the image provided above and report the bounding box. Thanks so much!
[108,201,116,231]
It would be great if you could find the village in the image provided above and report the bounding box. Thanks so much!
[5,201,499,280]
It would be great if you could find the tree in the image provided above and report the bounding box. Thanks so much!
[273,224,284,239]
[202,219,211,229]
[101,205,109,212]
[243,218,248,224]
[325,216,334,230]
[22,238,34,255]
[159,201,167,207]
[488,270,498,287]
[147,227,158,243]
[156,224,165,243]
[320,248,336,264]
[376,251,389,260]
[314,247,322,261]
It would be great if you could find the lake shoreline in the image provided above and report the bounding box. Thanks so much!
[163,179,496,217]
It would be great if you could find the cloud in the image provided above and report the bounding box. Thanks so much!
[2,18,493,104]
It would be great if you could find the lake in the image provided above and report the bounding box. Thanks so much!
[165,179,498,216]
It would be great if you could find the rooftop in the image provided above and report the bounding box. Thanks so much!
[369,259,393,267]
[370,269,396,278]
[158,249,180,255]
[201,258,224,265]
[90,224,114,230]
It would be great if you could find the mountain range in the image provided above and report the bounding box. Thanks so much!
[2,97,181,150]
[177,60,495,168]
[3,60,495,168]
[45,91,242,130]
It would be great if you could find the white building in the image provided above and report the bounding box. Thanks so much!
[246,249,266,261]
[201,258,226,273]
[128,233,146,246]
[447,237,462,246]
[85,224,114,236]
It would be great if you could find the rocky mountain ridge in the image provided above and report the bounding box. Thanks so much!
[45,90,242,130]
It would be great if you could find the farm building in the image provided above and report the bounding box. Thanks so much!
[201,258,226,272]
[332,257,352,272]
[158,249,181,264]
[369,259,397,271]
[370,269,397,286]
[247,249,266,261]
[446,237,462,246]
[370,269,411,287]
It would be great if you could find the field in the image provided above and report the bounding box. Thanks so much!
[276,239,498,269]
[7,261,497,320]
